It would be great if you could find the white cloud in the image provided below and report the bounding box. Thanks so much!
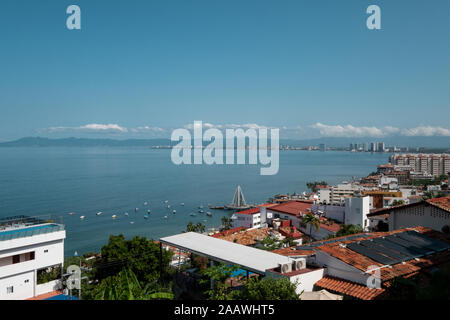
[46,123,128,133]
[131,126,166,133]
[309,123,450,138]
[310,123,389,137]
[401,126,450,137]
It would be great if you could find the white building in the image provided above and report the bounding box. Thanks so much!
[0,215,66,300]
[367,195,450,232]
[344,196,371,230]
[230,208,262,229]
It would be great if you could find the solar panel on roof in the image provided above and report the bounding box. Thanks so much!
[359,240,409,263]
[372,237,423,259]
[347,243,396,265]
[401,231,450,251]
[385,235,432,255]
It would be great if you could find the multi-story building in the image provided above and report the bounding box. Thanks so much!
[330,183,362,204]
[389,153,450,177]
[0,215,66,300]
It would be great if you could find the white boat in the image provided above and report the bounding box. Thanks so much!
[198,210,204,213]
[143,201,148,206]
[135,208,139,212]
[80,216,85,220]
[181,203,185,206]
[147,210,151,214]
[144,215,148,219]
[173,210,176,214]
[112,215,117,219]
[124,212,129,216]
[167,205,171,209]
[190,213,196,217]
[164,200,168,203]
[68,212,74,215]
[206,212,212,217]
[96,212,102,216]
[130,221,134,224]
[164,215,168,219]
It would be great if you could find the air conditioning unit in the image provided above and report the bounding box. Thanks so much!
[279,262,292,274]
[292,258,306,270]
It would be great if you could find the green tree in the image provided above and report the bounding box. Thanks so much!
[302,213,320,238]
[221,216,232,231]
[335,224,363,237]
[392,200,405,206]
[200,263,240,300]
[93,268,174,300]
[237,277,300,300]
[306,181,327,193]
[186,221,206,233]
[94,234,173,284]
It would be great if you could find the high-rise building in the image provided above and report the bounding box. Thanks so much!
[390,153,450,177]
[377,142,385,152]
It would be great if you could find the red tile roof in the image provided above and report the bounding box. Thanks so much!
[235,207,260,215]
[211,227,245,238]
[271,247,315,256]
[268,200,313,217]
[426,195,450,213]
[316,226,450,283]
[315,276,386,300]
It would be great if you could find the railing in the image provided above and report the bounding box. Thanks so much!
[0,214,64,242]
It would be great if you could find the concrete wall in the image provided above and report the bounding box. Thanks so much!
[0,230,65,300]
[344,196,371,230]
[265,268,325,295]
[389,204,450,232]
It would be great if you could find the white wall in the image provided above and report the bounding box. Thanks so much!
[36,279,62,296]
[389,205,450,232]
[0,271,35,300]
[265,268,325,295]
[344,196,371,230]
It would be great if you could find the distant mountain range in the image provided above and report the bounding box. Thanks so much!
[0,136,449,150]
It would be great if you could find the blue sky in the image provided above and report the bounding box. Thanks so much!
[0,0,449,140]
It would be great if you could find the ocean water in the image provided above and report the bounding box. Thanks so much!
[0,147,389,255]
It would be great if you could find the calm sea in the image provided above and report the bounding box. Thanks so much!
[0,147,389,255]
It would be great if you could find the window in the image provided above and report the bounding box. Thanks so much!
[24,279,29,284]
[12,255,20,264]
[7,286,13,294]
[44,249,48,253]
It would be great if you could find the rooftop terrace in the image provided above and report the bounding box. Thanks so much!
[0,215,64,242]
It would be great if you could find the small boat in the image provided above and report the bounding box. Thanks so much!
[80,216,85,220]
[164,200,168,203]
[147,209,151,214]
[173,210,176,214]
[189,213,196,217]
[167,205,171,209]
[198,210,204,213]
[144,215,148,219]
[96,212,102,216]
[206,212,212,217]
[124,212,129,216]
[199,206,203,209]
[180,203,185,206]
[112,215,117,219]
[164,215,168,219]
[143,201,148,206]
[135,208,139,212]
[68,212,74,215]
[130,221,135,224]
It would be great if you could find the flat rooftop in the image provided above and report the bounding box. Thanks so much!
[0,215,64,242]
[160,232,293,275]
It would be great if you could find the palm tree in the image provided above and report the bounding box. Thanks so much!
[302,213,320,238]
[95,269,174,300]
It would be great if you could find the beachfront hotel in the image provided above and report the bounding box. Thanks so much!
[0,215,65,300]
